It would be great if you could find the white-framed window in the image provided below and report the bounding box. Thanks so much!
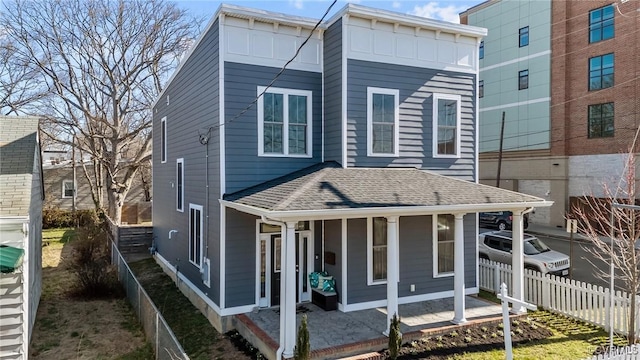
[160,116,167,163]
[367,87,399,157]
[366,217,400,285]
[189,204,203,268]
[433,214,455,277]
[62,180,75,199]
[257,86,312,157]
[176,158,184,212]
[432,93,462,158]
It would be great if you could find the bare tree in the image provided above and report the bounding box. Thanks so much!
[1,0,199,223]
[573,150,640,344]
[0,34,49,115]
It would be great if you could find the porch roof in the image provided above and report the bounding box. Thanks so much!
[222,162,552,220]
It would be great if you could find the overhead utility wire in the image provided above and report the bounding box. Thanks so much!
[199,0,338,144]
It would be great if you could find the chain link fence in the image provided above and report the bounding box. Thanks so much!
[111,242,189,360]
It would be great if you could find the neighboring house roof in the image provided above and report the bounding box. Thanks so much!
[0,116,41,217]
[223,162,551,220]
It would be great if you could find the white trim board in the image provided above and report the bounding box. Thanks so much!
[342,287,479,312]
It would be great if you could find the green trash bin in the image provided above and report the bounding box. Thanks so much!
[0,245,25,273]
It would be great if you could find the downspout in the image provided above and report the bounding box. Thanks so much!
[261,215,286,360]
[199,131,212,285]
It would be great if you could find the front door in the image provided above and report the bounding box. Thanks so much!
[259,228,312,307]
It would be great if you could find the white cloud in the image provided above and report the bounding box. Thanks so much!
[289,0,304,10]
[392,1,402,9]
[409,2,467,23]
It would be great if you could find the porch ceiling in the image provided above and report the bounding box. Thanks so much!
[222,162,552,219]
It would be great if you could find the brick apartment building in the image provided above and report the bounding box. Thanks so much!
[461,0,640,227]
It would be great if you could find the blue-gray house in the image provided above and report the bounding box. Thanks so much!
[152,4,551,358]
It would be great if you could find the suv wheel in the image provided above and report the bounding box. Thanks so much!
[497,221,507,231]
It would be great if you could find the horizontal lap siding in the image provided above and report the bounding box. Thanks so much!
[323,19,343,164]
[224,62,322,194]
[346,59,476,181]
[225,208,258,307]
[347,215,477,305]
[153,21,221,304]
[323,220,342,302]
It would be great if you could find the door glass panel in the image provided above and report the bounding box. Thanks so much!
[260,223,281,233]
[274,237,281,272]
[302,236,308,292]
[260,239,266,298]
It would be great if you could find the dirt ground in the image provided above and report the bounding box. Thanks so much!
[381,318,554,359]
[29,234,152,359]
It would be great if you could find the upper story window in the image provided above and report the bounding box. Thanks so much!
[432,93,461,158]
[62,180,75,198]
[176,158,184,212]
[367,87,399,157]
[519,26,529,47]
[518,70,529,90]
[433,214,455,277]
[590,5,614,43]
[479,41,484,59]
[479,80,484,98]
[160,117,167,163]
[588,102,614,138]
[589,53,614,91]
[257,87,312,157]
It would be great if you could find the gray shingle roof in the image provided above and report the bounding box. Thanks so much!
[224,162,548,213]
[0,117,40,217]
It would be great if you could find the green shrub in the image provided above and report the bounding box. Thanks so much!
[388,314,402,360]
[294,314,310,360]
[70,221,122,298]
[43,208,100,229]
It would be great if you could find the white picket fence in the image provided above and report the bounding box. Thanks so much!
[478,259,640,338]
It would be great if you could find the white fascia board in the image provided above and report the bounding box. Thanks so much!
[327,3,487,39]
[220,199,553,222]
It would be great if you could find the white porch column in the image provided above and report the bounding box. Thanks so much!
[385,216,399,335]
[282,222,297,358]
[511,211,526,314]
[452,213,467,324]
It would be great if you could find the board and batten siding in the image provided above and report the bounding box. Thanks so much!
[323,18,343,164]
[224,62,323,194]
[346,215,476,305]
[152,20,221,305]
[225,208,258,307]
[346,59,476,180]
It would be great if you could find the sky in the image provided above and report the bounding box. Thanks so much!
[173,0,485,25]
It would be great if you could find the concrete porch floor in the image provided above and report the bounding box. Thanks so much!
[238,295,503,359]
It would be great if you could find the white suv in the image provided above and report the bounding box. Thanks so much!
[478,231,570,276]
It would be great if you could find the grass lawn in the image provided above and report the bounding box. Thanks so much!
[30,228,153,359]
[443,291,628,360]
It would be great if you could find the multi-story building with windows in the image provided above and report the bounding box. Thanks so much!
[461,0,640,227]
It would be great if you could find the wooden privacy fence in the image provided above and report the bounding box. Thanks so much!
[479,259,640,338]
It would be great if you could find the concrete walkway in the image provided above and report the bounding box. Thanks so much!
[243,295,502,358]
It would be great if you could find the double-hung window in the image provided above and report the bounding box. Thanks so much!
[518,70,529,90]
[432,93,461,158]
[257,87,312,157]
[176,158,184,212]
[62,180,75,198]
[367,87,399,157]
[367,217,400,285]
[160,117,167,163]
[519,26,529,47]
[189,204,203,268]
[589,5,614,43]
[588,102,614,138]
[589,53,614,91]
[433,214,455,277]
